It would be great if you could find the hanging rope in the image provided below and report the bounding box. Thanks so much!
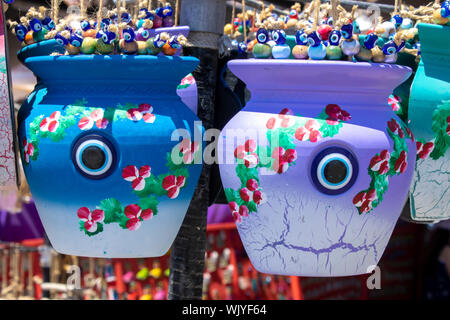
[54,0,60,24]
[80,0,85,19]
[117,0,122,24]
[313,0,320,30]
[175,0,180,26]
[97,0,104,30]
[242,0,247,43]
[148,0,152,11]
[231,0,236,25]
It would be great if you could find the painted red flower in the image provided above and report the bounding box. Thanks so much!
[22,138,34,163]
[162,175,186,199]
[394,150,408,174]
[266,108,294,129]
[387,118,405,138]
[234,139,259,168]
[122,165,151,191]
[78,108,109,130]
[40,111,60,133]
[179,138,200,164]
[325,104,351,124]
[405,126,414,142]
[229,202,250,224]
[126,103,155,123]
[353,189,377,214]
[388,95,401,112]
[447,116,450,136]
[295,119,322,142]
[77,207,105,233]
[124,204,153,231]
[369,149,390,175]
[416,141,434,159]
[271,146,297,174]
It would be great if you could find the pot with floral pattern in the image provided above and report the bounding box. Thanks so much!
[407,23,450,223]
[18,55,202,257]
[218,60,415,276]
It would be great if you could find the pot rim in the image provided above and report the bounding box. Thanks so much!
[24,55,199,84]
[17,39,65,64]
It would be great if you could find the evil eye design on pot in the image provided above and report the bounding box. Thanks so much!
[341,24,353,39]
[72,134,117,180]
[271,30,286,45]
[30,18,43,32]
[311,147,359,195]
[14,24,28,42]
[307,31,321,47]
[41,17,55,30]
[328,30,341,46]
[70,34,83,47]
[80,20,90,31]
[256,28,269,44]
[442,1,450,18]
[122,28,135,42]
[295,30,308,45]
[54,33,69,46]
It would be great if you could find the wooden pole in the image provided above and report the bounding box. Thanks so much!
[80,0,85,19]
[175,0,180,26]
[97,0,104,29]
[117,0,122,24]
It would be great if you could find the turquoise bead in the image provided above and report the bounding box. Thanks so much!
[308,44,327,60]
[272,44,291,59]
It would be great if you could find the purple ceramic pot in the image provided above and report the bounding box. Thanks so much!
[218,60,415,276]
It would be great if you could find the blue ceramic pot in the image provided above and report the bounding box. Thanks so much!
[18,55,203,257]
[17,40,65,65]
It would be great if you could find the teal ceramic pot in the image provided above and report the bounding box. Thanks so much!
[408,23,450,223]
[17,40,65,65]
[18,56,203,257]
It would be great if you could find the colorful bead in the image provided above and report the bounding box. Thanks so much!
[292,45,308,59]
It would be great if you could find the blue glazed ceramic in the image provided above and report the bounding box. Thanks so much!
[18,55,203,257]
[408,23,450,223]
[16,40,65,65]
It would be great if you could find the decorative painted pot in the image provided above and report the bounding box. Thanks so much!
[408,23,450,223]
[218,60,415,276]
[17,40,65,65]
[18,55,202,258]
[176,73,197,114]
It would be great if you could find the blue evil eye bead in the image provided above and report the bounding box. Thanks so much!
[70,33,83,47]
[139,8,153,19]
[256,28,269,44]
[74,28,83,37]
[363,33,378,50]
[238,41,247,53]
[271,30,286,45]
[352,20,360,34]
[122,12,132,24]
[327,16,334,26]
[111,14,118,24]
[163,5,173,17]
[3,0,15,4]
[328,30,341,46]
[311,147,359,195]
[41,17,55,30]
[30,18,43,32]
[341,24,353,39]
[271,13,278,20]
[122,28,135,42]
[54,33,69,46]
[382,40,398,55]
[101,18,111,31]
[154,34,166,48]
[390,15,403,28]
[80,20,90,31]
[156,7,164,17]
[295,29,308,45]
[14,24,27,42]
[139,28,150,41]
[307,31,321,47]
[400,18,413,30]
[169,36,181,49]
[72,134,117,180]
[441,1,450,18]
[101,31,116,44]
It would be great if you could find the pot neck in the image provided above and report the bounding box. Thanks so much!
[228,59,412,110]
[25,55,199,100]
